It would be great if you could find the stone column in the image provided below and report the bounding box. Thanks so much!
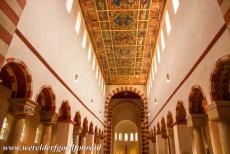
[72,126,82,154]
[5,99,37,154]
[173,124,193,154]
[0,85,11,127]
[153,141,157,154]
[208,121,222,154]
[39,111,59,154]
[80,132,87,154]
[166,127,175,154]
[187,114,206,154]
[207,101,230,154]
[86,132,94,154]
[98,132,104,154]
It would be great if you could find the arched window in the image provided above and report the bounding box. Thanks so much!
[75,11,81,34]
[165,11,171,35]
[119,133,122,141]
[0,118,8,140]
[92,55,96,70]
[172,0,179,14]
[124,133,128,141]
[135,132,138,141]
[65,0,74,13]
[82,30,87,49]
[98,73,101,86]
[154,55,157,73]
[115,132,118,141]
[88,44,92,61]
[157,45,161,63]
[96,65,99,79]
[160,29,165,51]
[130,133,134,141]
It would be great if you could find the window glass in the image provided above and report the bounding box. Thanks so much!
[65,0,74,13]
[75,11,81,34]
[165,11,171,35]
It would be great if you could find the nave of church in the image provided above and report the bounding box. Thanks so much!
[0,0,230,154]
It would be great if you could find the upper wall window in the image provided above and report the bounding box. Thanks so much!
[154,55,157,73]
[119,133,122,141]
[88,44,92,61]
[82,30,87,49]
[160,29,165,51]
[65,0,74,13]
[151,70,155,81]
[124,133,128,141]
[96,65,99,79]
[135,132,138,141]
[115,133,118,141]
[0,118,8,140]
[75,11,81,34]
[98,73,101,86]
[92,55,96,70]
[157,45,161,63]
[172,0,179,14]
[165,11,171,35]
[130,133,134,141]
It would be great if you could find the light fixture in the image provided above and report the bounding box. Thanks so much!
[154,98,157,105]
[135,75,140,79]
[148,113,151,116]
[74,74,78,82]
[166,74,170,83]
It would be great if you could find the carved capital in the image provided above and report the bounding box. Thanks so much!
[40,111,59,125]
[8,98,37,118]
[186,114,207,128]
[207,101,230,121]
[73,126,82,136]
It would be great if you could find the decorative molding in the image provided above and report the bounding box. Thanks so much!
[8,98,37,118]
[40,111,59,125]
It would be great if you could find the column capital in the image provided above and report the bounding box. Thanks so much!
[8,98,37,118]
[207,101,230,121]
[186,114,207,128]
[166,127,174,137]
[73,126,82,135]
[40,111,59,125]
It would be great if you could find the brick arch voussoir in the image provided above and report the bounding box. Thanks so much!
[4,58,33,99]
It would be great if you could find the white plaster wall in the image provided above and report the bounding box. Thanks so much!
[4,0,105,129]
[148,0,230,128]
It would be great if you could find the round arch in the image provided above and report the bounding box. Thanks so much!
[36,85,56,111]
[210,54,230,101]
[0,58,32,99]
[104,86,148,154]
[189,85,207,114]
[59,100,71,121]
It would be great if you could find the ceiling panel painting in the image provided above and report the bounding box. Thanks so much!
[79,0,166,85]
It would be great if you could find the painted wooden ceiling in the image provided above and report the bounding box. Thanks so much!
[79,0,166,85]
